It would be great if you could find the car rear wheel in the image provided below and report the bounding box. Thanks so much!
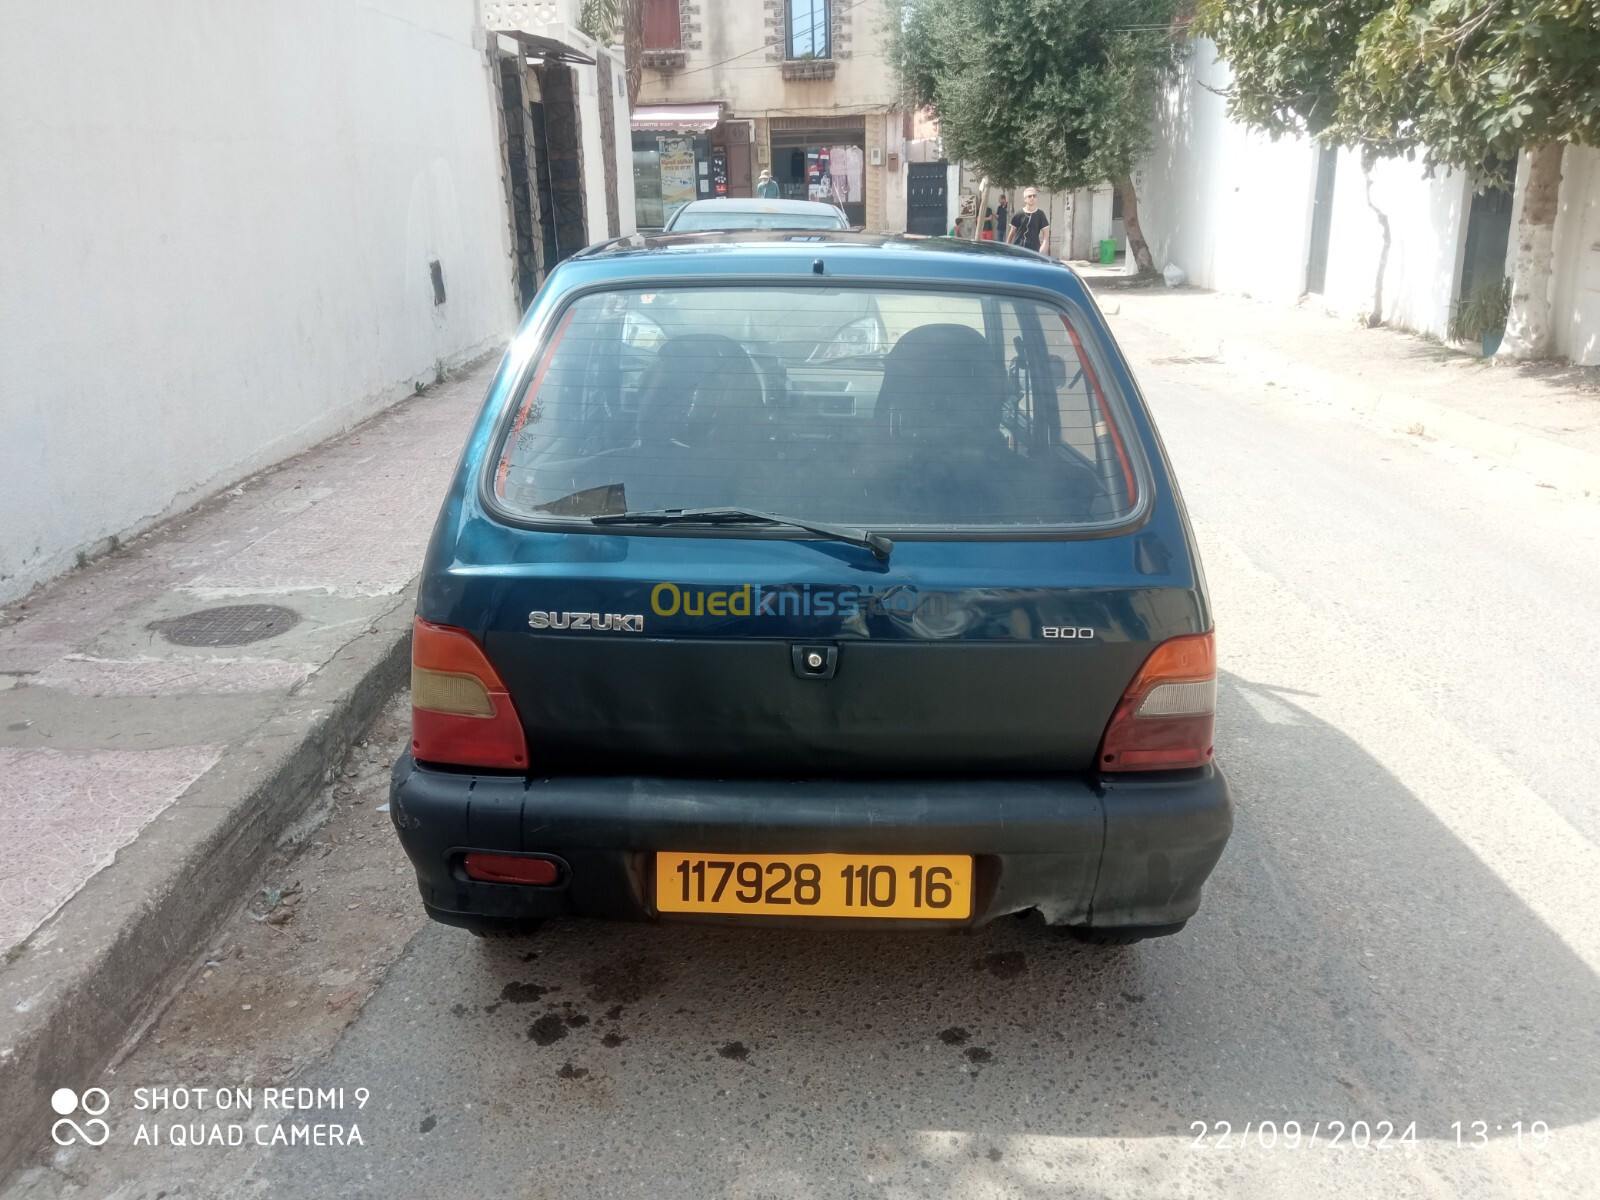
[1058,921,1185,945]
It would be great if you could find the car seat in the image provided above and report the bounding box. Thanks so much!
[874,324,1009,450]
[626,334,768,508]
[634,334,764,449]
[871,324,1030,523]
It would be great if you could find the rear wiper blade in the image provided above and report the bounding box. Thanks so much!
[591,507,893,561]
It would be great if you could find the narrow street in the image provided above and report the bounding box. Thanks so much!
[9,0,1600,1195]
[10,301,1597,1200]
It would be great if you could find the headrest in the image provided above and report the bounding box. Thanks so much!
[877,324,1006,444]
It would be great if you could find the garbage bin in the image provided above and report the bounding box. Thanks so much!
[1098,238,1117,265]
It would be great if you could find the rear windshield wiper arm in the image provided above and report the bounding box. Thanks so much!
[591,507,893,562]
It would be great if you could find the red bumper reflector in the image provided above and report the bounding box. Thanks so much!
[464,853,559,886]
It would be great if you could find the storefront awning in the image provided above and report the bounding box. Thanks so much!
[631,103,723,133]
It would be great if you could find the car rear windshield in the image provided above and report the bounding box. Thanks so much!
[670,212,846,231]
[491,285,1142,531]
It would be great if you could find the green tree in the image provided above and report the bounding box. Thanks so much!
[579,0,644,108]
[1196,0,1600,358]
[1189,3,1387,141]
[893,0,1185,272]
[578,0,619,41]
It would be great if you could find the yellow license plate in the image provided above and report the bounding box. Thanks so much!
[654,853,973,920]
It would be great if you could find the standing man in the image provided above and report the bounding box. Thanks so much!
[994,194,1009,245]
[756,169,780,199]
[1008,188,1050,256]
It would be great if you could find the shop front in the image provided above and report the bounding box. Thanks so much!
[768,116,867,227]
[631,103,722,228]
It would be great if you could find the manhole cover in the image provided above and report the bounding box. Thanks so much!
[151,604,300,647]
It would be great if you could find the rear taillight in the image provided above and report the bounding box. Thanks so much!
[411,618,529,770]
[1097,632,1215,772]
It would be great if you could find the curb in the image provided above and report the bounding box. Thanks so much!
[0,589,415,1178]
[1223,339,1600,498]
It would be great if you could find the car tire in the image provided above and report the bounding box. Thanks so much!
[1058,921,1185,945]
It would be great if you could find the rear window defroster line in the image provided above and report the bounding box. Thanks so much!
[1060,314,1137,507]
[495,309,576,497]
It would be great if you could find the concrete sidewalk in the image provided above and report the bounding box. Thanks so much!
[1092,284,1600,498]
[0,355,497,1174]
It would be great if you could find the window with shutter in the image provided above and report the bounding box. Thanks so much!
[642,0,681,50]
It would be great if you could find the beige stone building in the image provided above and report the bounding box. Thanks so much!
[631,0,944,233]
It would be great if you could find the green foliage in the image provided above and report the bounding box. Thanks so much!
[1195,0,1600,180]
[892,0,1185,192]
[1448,275,1512,342]
[1352,0,1600,178]
[579,0,620,42]
[1191,1,1388,142]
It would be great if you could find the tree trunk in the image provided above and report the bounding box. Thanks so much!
[622,0,643,109]
[1498,142,1564,360]
[1113,174,1156,274]
[1361,160,1390,328]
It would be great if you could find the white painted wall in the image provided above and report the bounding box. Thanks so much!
[1548,144,1600,365]
[0,0,518,602]
[1137,39,1493,339]
[609,49,640,238]
[879,114,908,233]
[577,40,608,239]
[1137,40,1320,304]
[1084,184,1114,255]
[1319,151,1469,334]
[568,34,639,242]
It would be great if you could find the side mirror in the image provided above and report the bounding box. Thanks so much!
[1046,354,1069,388]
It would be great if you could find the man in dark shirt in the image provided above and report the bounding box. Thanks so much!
[1008,187,1050,255]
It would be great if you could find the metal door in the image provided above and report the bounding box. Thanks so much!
[906,161,949,235]
[1458,183,1514,300]
[725,121,753,198]
[1305,146,1338,294]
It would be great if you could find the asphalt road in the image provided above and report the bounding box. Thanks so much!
[13,309,1600,1199]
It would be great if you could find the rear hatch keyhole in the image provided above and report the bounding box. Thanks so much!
[791,645,839,680]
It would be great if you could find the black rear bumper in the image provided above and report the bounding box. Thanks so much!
[389,757,1232,932]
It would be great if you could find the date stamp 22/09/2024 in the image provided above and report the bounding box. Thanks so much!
[1187,1119,1552,1152]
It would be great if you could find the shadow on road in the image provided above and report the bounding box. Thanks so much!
[241,669,1599,1195]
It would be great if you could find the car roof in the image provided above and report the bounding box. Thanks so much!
[565,230,1087,295]
[674,198,844,216]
